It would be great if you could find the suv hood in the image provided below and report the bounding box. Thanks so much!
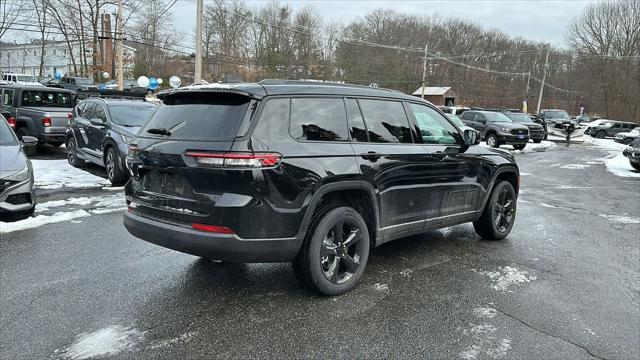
[521,123,543,130]
[0,145,28,175]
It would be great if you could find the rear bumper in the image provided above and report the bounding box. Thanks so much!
[123,211,302,262]
[38,133,66,144]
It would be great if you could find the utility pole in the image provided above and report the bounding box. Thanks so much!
[523,71,531,113]
[535,45,550,115]
[194,0,203,83]
[421,44,428,99]
[115,0,124,91]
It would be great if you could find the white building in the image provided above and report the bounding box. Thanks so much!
[0,41,135,78]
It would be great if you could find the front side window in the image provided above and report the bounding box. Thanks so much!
[289,98,348,142]
[410,103,459,145]
[358,99,413,143]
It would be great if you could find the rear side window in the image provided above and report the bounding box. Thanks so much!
[358,99,413,143]
[141,93,250,141]
[289,98,348,141]
[461,111,474,120]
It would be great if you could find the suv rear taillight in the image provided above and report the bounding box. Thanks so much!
[7,116,16,128]
[185,151,282,168]
[42,117,52,127]
[191,223,235,234]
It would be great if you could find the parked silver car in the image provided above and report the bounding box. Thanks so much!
[0,114,37,219]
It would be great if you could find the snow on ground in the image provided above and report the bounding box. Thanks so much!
[479,140,556,154]
[60,325,144,360]
[584,136,640,178]
[31,160,110,190]
[598,214,640,224]
[472,266,537,292]
[0,210,91,234]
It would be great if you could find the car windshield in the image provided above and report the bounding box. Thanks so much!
[16,75,38,83]
[504,113,533,123]
[21,90,73,107]
[446,114,464,127]
[484,112,512,123]
[0,116,18,146]
[544,110,570,119]
[76,78,94,85]
[108,103,158,127]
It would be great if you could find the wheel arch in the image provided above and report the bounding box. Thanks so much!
[297,181,379,245]
[15,117,36,135]
[478,165,520,213]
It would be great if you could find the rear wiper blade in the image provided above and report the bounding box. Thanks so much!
[146,128,172,136]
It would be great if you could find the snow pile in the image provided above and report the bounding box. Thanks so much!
[478,140,556,154]
[460,323,512,359]
[0,210,90,234]
[584,137,640,178]
[31,160,110,190]
[36,197,94,212]
[61,325,144,360]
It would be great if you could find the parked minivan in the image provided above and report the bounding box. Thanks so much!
[123,80,520,295]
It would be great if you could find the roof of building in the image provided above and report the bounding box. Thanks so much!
[411,87,453,96]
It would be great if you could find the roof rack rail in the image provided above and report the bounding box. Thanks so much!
[76,89,147,101]
[258,79,400,93]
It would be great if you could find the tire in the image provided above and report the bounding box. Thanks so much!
[473,181,517,240]
[486,134,499,148]
[66,136,85,167]
[631,161,640,171]
[533,139,543,144]
[105,147,127,186]
[513,144,526,150]
[292,206,370,296]
[596,131,606,139]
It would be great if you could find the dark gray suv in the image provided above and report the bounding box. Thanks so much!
[588,120,637,139]
[461,110,529,149]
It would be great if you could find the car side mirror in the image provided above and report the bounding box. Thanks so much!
[463,129,479,146]
[21,136,38,146]
[90,118,105,126]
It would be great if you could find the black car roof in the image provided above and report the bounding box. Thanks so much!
[157,80,420,102]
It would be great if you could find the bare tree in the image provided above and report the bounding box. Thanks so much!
[0,0,24,39]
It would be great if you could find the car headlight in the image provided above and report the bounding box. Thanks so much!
[500,127,509,132]
[3,165,30,182]
[121,134,135,144]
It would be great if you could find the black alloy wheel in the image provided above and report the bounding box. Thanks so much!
[473,181,517,240]
[486,134,499,148]
[320,218,365,284]
[67,137,84,167]
[105,147,127,185]
[292,206,370,295]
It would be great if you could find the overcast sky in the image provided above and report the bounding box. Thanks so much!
[170,0,594,47]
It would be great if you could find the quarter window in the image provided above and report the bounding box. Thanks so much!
[358,99,413,143]
[410,103,460,145]
[289,98,348,141]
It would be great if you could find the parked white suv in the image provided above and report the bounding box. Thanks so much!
[1,73,42,86]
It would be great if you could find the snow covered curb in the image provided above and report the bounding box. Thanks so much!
[584,137,640,178]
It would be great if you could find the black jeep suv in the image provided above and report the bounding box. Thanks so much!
[461,110,529,149]
[123,80,520,295]
[66,94,158,185]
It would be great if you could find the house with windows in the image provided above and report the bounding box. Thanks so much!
[0,40,135,78]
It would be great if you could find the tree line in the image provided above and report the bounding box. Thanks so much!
[1,0,638,121]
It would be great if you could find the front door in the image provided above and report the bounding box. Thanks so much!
[86,102,108,157]
[407,103,483,221]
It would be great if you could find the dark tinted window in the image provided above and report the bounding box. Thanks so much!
[21,90,72,107]
[142,93,250,141]
[108,103,158,127]
[253,98,290,141]
[346,98,368,142]
[289,98,348,141]
[358,99,413,143]
[461,111,474,120]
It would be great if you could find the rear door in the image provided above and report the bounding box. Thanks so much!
[87,102,108,156]
[348,97,432,234]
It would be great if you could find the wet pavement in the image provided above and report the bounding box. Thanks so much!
[1,142,639,359]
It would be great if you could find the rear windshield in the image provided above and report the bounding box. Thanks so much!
[544,110,570,119]
[21,90,73,107]
[109,103,158,127]
[141,93,250,141]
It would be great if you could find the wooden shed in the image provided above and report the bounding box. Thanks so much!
[412,87,457,106]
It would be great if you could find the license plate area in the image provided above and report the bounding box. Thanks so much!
[517,134,525,139]
[142,170,187,197]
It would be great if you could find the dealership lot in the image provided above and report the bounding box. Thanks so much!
[1,141,638,360]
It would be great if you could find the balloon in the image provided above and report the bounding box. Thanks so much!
[169,76,181,89]
[148,77,158,90]
[102,72,110,79]
[137,76,150,88]
[157,78,163,85]
[54,72,62,80]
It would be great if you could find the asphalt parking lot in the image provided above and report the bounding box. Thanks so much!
[1,141,639,360]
